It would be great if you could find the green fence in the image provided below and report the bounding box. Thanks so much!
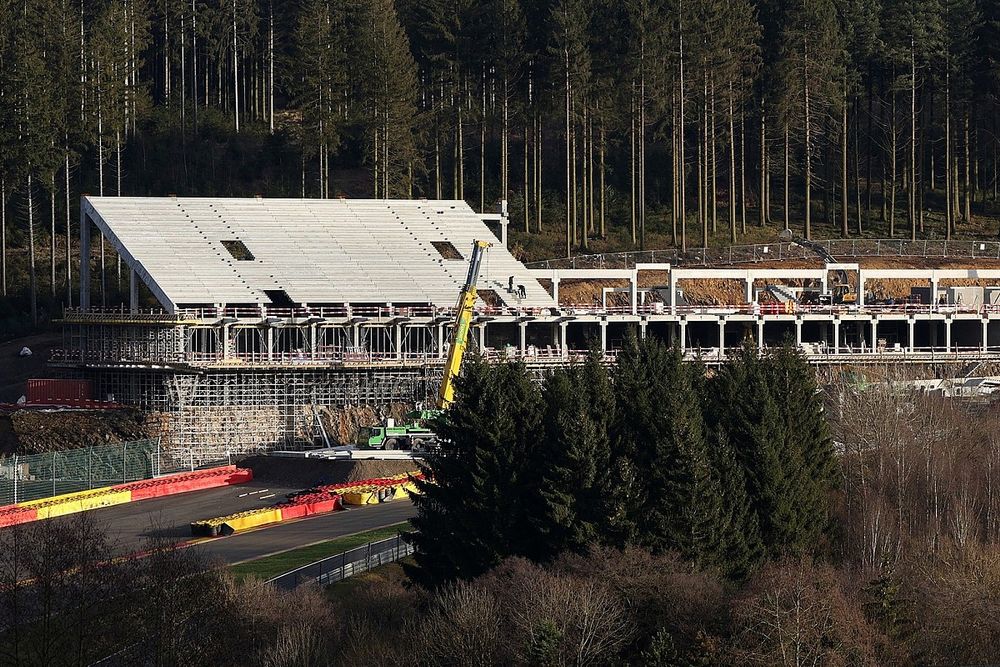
[0,439,169,506]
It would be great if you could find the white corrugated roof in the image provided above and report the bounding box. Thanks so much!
[82,197,554,311]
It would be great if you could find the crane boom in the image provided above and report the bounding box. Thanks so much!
[438,240,492,408]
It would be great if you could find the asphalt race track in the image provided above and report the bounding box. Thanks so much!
[81,480,416,564]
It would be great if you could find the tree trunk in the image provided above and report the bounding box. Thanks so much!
[564,47,571,257]
[740,109,746,234]
[945,78,952,238]
[889,89,897,237]
[759,98,766,228]
[784,124,790,230]
[50,176,56,298]
[964,111,972,224]
[842,78,849,237]
[803,45,812,239]
[524,123,530,233]
[65,149,72,304]
[910,38,917,241]
[232,0,239,132]
[599,116,606,238]
[27,173,38,325]
[728,82,736,243]
[679,32,687,251]
[710,77,717,236]
[1,178,5,296]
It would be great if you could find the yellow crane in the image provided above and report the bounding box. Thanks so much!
[357,239,492,449]
[438,239,492,408]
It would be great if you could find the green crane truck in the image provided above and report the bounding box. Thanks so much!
[356,410,441,450]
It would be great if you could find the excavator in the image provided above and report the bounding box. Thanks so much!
[777,229,857,305]
[356,239,493,449]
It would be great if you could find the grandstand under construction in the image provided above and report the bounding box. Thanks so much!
[57,196,1000,461]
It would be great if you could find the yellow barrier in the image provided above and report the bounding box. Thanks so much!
[342,490,377,506]
[31,489,133,519]
[223,508,282,532]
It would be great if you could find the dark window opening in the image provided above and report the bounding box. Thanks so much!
[431,241,463,260]
[264,290,296,307]
[222,239,255,261]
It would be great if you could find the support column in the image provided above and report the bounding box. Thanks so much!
[351,323,360,349]
[519,321,527,354]
[718,319,726,353]
[679,320,687,351]
[745,278,754,304]
[756,319,764,350]
[266,327,274,362]
[795,318,803,346]
[478,323,485,352]
[559,321,568,358]
[499,199,509,246]
[669,272,677,315]
[857,272,866,306]
[630,271,638,315]
[552,277,560,305]
[945,318,952,352]
[871,318,878,352]
[908,318,915,353]
[310,324,317,360]
[394,324,403,360]
[222,324,232,360]
[833,319,841,354]
[79,209,91,309]
[599,320,608,353]
[437,322,446,358]
[640,320,648,339]
[983,319,989,353]
[129,269,138,313]
[930,278,939,308]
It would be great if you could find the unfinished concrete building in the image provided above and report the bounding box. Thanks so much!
[56,196,1000,461]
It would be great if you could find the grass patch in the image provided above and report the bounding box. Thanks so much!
[325,559,412,603]
[228,521,411,582]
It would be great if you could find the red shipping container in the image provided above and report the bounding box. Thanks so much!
[27,379,94,404]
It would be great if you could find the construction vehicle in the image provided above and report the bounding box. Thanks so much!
[357,239,493,450]
[778,229,857,304]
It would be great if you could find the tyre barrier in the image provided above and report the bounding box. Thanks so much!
[190,472,425,537]
[0,465,253,529]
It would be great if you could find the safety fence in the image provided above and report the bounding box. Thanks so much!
[0,439,240,507]
[267,533,414,591]
[526,238,1000,270]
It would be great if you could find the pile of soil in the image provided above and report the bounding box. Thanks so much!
[238,455,418,488]
[312,403,413,445]
[0,408,159,455]
[558,279,629,306]
[676,278,745,305]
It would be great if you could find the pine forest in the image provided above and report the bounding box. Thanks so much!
[1,0,1000,322]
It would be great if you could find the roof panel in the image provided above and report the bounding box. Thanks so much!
[83,197,554,309]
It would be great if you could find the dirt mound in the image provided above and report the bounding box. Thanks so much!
[238,455,418,488]
[0,408,159,455]
[677,278,745,305]
[558,279,629,305]
[312,403,413,445]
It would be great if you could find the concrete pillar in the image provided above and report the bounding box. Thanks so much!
[599,320,608,353]
[519,321,528,353]
[266,327,274,362]
[908,318,915,353]
[930,278,939,308]
[352,323,360,349]
[222,324,231,360]
[945,318,952,352]
[559,321,568,357]
[79,210,91,309]
[478,323,486,352]
[310,324,317,359]
[983,319,989,353]
[718,319,726,352]
[129,269,138,313]
[679,321,687,351]
[745,278,754,304]
[756,319,764,350]
[630,271,638,315]
[498,199,509,246]
[394,324,403,360]
[640,320,648,339]
[833,319,841,354]
[669,272,677,315]
[870,319,878,352]
[858,272,866,306]
[795,318,803,346]
[552,277,560,305]
[437,322,445,358]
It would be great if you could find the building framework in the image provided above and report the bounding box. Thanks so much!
[60,196,1000,461]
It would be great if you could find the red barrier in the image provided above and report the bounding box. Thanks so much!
[277,494,342,521]
[0,507,38,528]
[126,466,253,500]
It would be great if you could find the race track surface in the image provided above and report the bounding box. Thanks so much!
[81,480,416,564]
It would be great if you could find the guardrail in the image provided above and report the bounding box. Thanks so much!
[266,533,413,591]
[526,238,1000,270]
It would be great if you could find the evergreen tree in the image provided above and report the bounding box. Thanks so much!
[530,351,614,559]
[406,357,543,587]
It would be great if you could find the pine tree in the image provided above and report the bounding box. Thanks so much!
[355,0,423,198]
[406,357,544,587]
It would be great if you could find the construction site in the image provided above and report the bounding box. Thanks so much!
[43,196,1000,461]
